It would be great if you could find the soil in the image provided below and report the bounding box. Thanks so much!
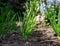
[0,23,60,46]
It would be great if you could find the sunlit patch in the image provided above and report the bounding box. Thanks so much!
[16,21,22,27]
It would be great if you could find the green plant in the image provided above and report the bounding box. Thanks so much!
[0,6,17,39]
[46,5,60,39]
[19,0,40,40]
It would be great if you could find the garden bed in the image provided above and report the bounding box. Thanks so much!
[0,23,60,46]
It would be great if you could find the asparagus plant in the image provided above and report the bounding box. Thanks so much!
[46,5,60,39]
[19,0,40,40]
[0,6,17,39]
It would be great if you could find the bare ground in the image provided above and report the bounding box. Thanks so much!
[0,23,60,46]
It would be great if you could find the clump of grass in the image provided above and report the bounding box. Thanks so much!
[19,0,40,40]
[46,5,60,39]
[0,6,17,39]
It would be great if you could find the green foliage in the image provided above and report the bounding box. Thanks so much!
[46,5,60,38]
[19,0,40,40]
[0,6,17,38]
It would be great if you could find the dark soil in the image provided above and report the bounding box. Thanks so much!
[0,23,60,46]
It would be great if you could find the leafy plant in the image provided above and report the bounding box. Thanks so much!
[45,5,60,39]
[0,6,17,39]
[19,0,40,40]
